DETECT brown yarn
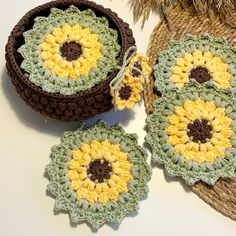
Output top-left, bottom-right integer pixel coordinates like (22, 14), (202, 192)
(87, 159), (112, 183)
(5, 0), (135, 121)
(187, 119), (212, 143)
(60, 41), (82, 61)
(144, 3), (236, 221)
(119, 85), (132, 100)
(132, 62), (142, 77)
(189, 66), (212, 84)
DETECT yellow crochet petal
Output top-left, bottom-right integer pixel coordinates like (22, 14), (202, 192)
(174, 144), (186, 154)
(168, 114), (180, 124)
(169, 74), (182, 83)
(182, 151), (196, 161)
(66, 170), (80, 180)
(183, 53), (194, 63)
(172, 66), (183, 75)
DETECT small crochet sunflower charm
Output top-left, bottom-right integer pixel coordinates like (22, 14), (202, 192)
(146, 82), (236, 185)
(46, 121), (151, 229)
(153, 34), (236, 94)
(18, 5), (120, 95)
(110, 47), (152, 110)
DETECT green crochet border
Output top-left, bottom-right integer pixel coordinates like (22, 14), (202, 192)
(18, 5), (121, 95)
(146, 82), (236, 185)
(153, 34), (236, 94)
(46, 121), (151, 229)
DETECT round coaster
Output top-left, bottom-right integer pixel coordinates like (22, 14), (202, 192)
(18, 5), (121, 95)
(46, 121), (151, 229)
(146, 83), (236, 185)
(142, 2), (236, 221)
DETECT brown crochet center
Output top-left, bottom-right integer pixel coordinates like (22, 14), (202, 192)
(190, 66), (211, 84)
(119, 85), (132, 100)
(187, 119), (212, 143)
(87, 159), (112, 183)
(132, 61), (142, 77)
(5, 0), (135, 121)
(60, 41), (83, 61)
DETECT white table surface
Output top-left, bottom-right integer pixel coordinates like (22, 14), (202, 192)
(1, 0), (236, 235)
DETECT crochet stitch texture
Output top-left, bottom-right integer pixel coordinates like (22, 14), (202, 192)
(46, 121), (151, 228)
(146, 82), (236, 185)
(18, 5), (121, 95)
(153, 34), (236, 94)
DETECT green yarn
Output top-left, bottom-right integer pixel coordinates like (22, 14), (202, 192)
(146, 82), (236, 185)
(18, 5), (121, 95)
(46, 121), (151, 229)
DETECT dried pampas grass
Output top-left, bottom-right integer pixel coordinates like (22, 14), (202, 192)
(129, 0), (236, 27)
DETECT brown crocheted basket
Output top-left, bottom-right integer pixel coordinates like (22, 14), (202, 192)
(5, 0), (135, 121)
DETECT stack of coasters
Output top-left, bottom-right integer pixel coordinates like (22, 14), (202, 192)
(147, 34), (236, 187)
(5, 0), (135, 121)
(46, 121), (151, 229)
(136, 0), (236, 221)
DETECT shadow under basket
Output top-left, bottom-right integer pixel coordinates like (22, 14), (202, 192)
(5, 0), (135, 121)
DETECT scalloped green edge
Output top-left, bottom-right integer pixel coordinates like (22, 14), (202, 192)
(18, 5), (121, 95)
(46, 120), (151, 229)
(153, 33), (236, 95)
(146, 82), (236, 185)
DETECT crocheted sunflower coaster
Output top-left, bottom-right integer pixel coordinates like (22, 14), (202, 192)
(153, 34), (236, 94)
(18, 5), (121, 95)
(46, 121), (151, 229)
(110, 47), (152, 110)
(146, 82), (236, 185)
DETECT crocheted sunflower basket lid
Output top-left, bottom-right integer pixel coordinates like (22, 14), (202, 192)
(18, 5), (121, 95)
(5, 0), (135, 121)
(46, 121), (151, 229)
(146, 82), (236, 185)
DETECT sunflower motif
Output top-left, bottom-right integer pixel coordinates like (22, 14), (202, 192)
(146, 83), (236, 185)
(125, 53), (152, 82)
(67, 140), (133, 205)
(111, 74), (143, 110)
(18, 6), (120, 95)
(38, 23), (102, 79)
(46, 121), (151, 228)
(153, 34), (236, 93)
(110, 52), (152, 110)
